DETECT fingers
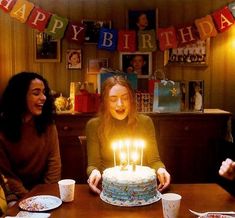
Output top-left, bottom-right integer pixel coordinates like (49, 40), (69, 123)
(88, 170), (101, 194)
(157, 168), (171, 192)
(219, 159), (235, 180)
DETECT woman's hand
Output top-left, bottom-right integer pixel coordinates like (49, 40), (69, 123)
(87, 169), (101, 194)
(219, 158), (235, 180)
(157, 168), (171, 192)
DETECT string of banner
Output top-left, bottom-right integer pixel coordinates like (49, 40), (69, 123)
(1, 0), (235, 52)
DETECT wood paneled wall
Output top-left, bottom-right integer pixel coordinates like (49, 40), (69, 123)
(0, 0), (235, 116)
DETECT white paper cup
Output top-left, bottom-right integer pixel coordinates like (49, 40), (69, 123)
(58, 179), (75, 202)
(161, 193), (182, 218)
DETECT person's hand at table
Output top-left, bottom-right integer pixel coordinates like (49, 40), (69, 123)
(157, 167), (171, 192)
(87, 169), (101, 194)
(219, 158), (235, 180)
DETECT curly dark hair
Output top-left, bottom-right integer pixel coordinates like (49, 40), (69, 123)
(0, 72), (55, 142)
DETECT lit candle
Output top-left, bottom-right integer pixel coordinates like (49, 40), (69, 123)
(140, 140), (145, 166)
(112, 141), (117, 167)
(118, 140), (124, 166)
(125, 139), (131, 166)
(131, 152), (138, 171)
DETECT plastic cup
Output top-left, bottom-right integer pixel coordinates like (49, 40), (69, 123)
(161, 193), (182, 218)
(58, 179), (75, 202)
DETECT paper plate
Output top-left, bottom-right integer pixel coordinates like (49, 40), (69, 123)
(19, 195), (62, 212)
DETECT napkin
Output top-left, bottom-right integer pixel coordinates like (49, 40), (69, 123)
(5, 211), (50, 217)
(199, 215), (234, 218)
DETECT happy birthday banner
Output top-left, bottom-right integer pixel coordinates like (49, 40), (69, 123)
(1, 0), (235, 52)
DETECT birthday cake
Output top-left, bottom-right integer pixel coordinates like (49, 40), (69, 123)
(100, 165), (161, 207)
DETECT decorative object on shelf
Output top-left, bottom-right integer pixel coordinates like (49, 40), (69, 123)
(136, 92), (153, 112)
(188, 80), (204, 112)
(81, 20), (111, 44)
(87, 58), (108, 74)
(119, 52), (152, 79)
(34, 31), (61, 62)
(54, 93), (72, 112)
(66, 49), (82, 70)
(164, 38), (210, 67)
(153, 80), (182, 112)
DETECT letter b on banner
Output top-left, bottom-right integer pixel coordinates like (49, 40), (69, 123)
(98, 28), (117, 51)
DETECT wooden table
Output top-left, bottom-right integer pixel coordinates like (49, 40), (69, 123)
(6, 184), (235, 218)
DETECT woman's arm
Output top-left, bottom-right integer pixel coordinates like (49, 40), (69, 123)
(0, 140), (28, 199)
(86, 119), (102, 176)
(44, 125), (61, 184)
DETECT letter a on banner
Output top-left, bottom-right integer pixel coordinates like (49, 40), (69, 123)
(10, 0), (34, 23)
(98, 28), (117, 51)
(212, 6), (234, 32)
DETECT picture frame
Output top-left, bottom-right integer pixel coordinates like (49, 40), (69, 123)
(87, 58), (108, 74)
(127, 9), (158, 31)
(34, 31), (60, 62)
(81, 20), (112, 44)
(188, 80), (204, 112)
(119, 52), (152, 78)
(164, 38), (210, 66)
(66, 49), (82, 70)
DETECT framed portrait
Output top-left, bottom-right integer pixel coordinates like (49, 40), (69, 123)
(119, 52), (152, 78)
(188, 80), (204, 112)
(87, 58), (108, 74)
(66, 49), (82, 70)
(81, 20), (112, 44)
(34, 31), (60, 62)
(127, 9), (158, 31)
(164, 39), (210, 66)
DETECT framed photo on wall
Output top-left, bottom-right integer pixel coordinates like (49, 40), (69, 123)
(188, 80), (204, 112)
(119, 52), (152, 78)
(164, 39), (210, 66)
(87, 58), (108, 74)
(34, 31), (60, 62)
(81, 20), (112, 43)
(66, 49), (82, 70)
(127, 9), (158, 31)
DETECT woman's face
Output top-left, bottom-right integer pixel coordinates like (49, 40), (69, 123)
(108, 84), (130, 120)
(70, 53), (79, 65)
(25, 78), (46, 121)
(131, 55), (145, 71)
(137, 14), (148, 30)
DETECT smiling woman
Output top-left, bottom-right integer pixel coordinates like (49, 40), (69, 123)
(0, 72), (61, 202)
(85, 75), (171, 195)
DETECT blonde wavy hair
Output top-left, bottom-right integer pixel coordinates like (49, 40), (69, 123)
(98, 76), (137, 141)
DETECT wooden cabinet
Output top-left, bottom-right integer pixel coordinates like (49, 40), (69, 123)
(55, 109), (232, 184)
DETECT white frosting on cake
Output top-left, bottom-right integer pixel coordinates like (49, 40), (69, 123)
(100, 165), (161, 207)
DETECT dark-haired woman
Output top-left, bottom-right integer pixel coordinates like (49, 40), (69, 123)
(0, 72), (61, 201)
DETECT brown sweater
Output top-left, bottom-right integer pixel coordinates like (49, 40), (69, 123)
(0, 120), (61, 199)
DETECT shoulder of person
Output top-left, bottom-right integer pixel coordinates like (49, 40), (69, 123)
(86, 117), (101, 128)
(137, 113), (153, 123)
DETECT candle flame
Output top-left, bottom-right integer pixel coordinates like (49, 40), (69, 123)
(131, 152), (138, 162)
(112, 142), (117, 151)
